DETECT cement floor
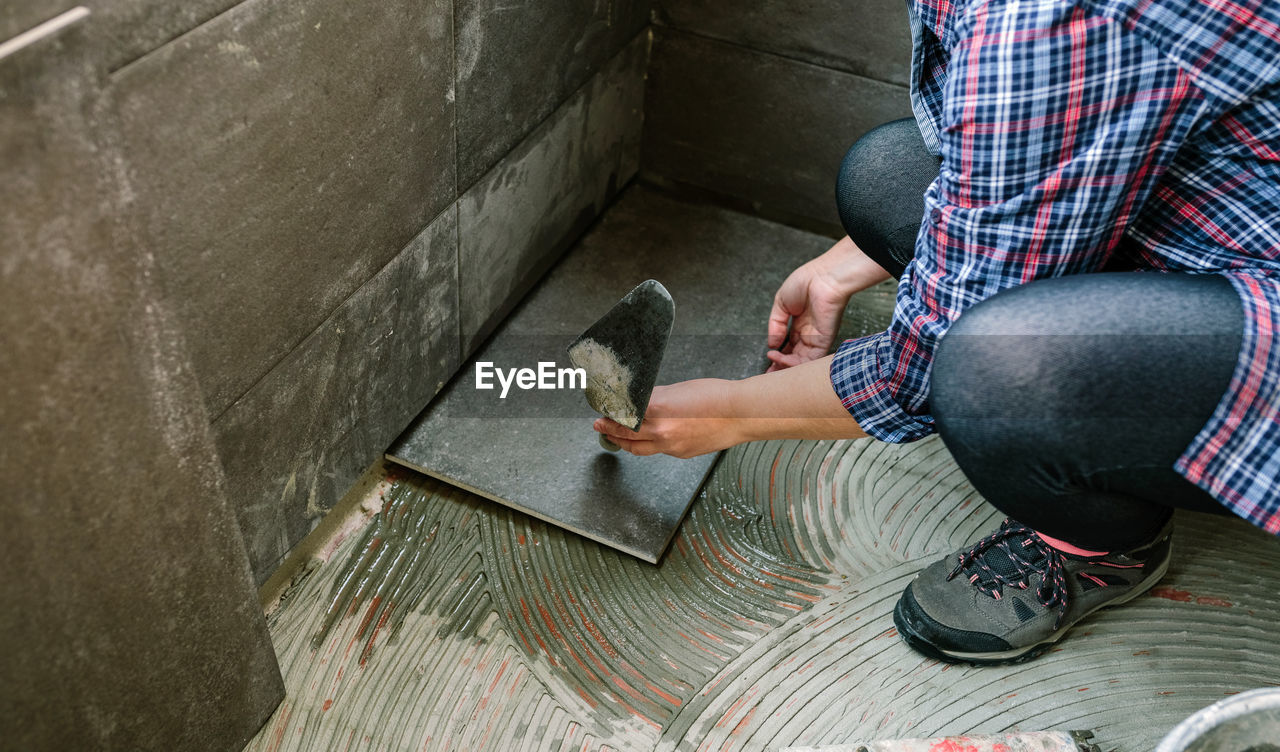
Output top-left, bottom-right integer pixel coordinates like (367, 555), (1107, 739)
(246, 190), (1280, 752)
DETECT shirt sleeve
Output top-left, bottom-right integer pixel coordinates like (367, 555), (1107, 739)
(831, 0), (1206, 442)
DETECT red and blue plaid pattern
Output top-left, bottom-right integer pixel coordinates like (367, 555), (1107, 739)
(832, 0), (1280, 534)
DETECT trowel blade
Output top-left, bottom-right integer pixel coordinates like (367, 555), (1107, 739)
(567, 279), (675, 436)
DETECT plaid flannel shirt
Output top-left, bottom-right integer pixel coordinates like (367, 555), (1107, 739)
(831, 0), (1280, 534)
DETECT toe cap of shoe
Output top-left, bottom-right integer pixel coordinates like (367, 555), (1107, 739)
(895, 584), (1013, 654)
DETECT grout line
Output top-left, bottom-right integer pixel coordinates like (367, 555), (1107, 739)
(638, 26), (654, 167)
(209, 202), (459, 425)
(0, 6), (90, 62)
(450, 0), (460, 203)
(454, 24), (651, 198)
(107, 0), (253, 77)
(451, 0), (464, 367)
(214, 25), (644, 421)
(257, 455), (394, 613)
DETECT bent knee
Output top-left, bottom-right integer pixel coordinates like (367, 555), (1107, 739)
(931, 283), (1075, 426)
(835, 118), (922, 208)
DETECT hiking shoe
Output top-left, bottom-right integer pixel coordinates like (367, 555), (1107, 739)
(893, 517), (1172, 665)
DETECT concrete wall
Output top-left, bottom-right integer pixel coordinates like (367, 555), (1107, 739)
(0, 11), (283, 751)
(6, 1), (905, 595)
(644, 0), (915, 234)
(3, 2), (646, 748)
(98, 0), (647, 582)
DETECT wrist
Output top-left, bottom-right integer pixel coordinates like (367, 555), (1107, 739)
(718, 378), (758, 446)
(816, 236), (892, 295)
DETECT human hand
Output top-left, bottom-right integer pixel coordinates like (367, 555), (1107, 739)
(592, 380), (741, 459)
(590, 358), (868, 458)
(766, 236), (891, 372)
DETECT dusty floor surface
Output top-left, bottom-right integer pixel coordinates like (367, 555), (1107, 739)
(246, 196), (1280, 752)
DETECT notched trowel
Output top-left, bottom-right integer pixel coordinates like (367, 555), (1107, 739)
(568, 279), (675, 451)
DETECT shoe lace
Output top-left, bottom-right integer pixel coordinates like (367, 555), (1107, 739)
(946, 518), (1070, 628)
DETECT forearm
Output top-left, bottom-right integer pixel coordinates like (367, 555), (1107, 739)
(595, 356), (867, 457)
(728, 355), (868, 443)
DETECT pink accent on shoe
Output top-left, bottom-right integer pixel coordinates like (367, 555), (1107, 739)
(1096, 560), (1143, 569)
(1035, 531), (1109, 557)
(1079, 572), (1109, 588)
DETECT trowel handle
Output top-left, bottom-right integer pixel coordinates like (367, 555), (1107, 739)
(599, 433), (622, 452)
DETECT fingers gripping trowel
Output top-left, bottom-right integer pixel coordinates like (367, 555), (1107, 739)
(567, 280), (675, 451)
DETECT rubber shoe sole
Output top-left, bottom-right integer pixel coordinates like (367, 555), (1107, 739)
(892, 550), (1171, 666)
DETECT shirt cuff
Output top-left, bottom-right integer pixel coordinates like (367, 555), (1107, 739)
(829, 333), (934, 443)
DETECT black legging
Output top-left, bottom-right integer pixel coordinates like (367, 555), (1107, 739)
(835, 118), (1242, 551)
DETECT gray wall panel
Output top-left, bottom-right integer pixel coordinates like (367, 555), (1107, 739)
(5, 2), (251, 73)
(458, 33), (647, 355)
(644, 29), (912, 234)
(3, 3), (254, 73)
(111, 0), (456, 418)
(0, 23), (283, 751)
(653, 0), (911, 86)
(455, 0), (649, 189)
(215, 208), (460, 581)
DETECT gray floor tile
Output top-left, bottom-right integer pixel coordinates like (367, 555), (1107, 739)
(389, 186), (835, 561)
